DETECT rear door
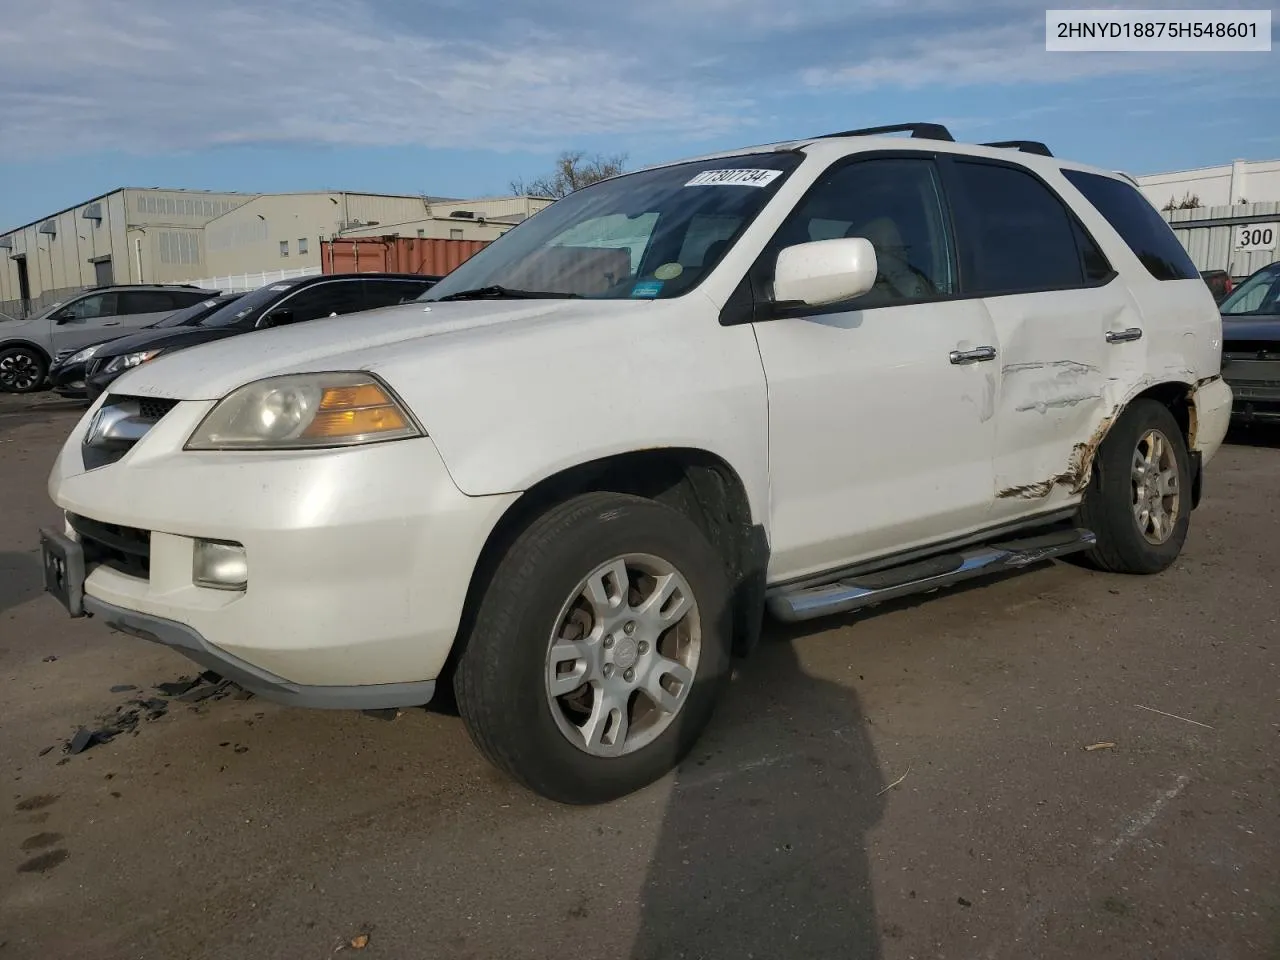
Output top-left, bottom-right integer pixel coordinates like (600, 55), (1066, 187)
(942, 157), (1136, 520)
(118, 290), (182, 330)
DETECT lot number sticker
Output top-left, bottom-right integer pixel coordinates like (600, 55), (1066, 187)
(1234, 223), (1278, 252)
(685, 169), (782, 187)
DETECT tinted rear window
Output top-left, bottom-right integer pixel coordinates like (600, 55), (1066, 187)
(1061, 170), (1198, 281)
(951, 161), (1085, 294)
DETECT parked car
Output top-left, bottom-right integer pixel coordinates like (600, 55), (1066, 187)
(80, 274), (439, 402)
(42, 123), (1232, 804)
(1200, 269), (1235, 303)
(1220, 260), (1280, 423)
(48, 293), (246, 400)
(0, 285), (217, 393)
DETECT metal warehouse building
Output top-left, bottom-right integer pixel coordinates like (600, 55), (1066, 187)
(1137, 158), (1280, 279)
(0, 188), (254, 318)
(2, 190), (552, 318)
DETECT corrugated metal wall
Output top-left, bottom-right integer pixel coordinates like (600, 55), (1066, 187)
(320, 237), (489, 276)
(344, 194), (432, 229)
(1164, 201), (1280, 278)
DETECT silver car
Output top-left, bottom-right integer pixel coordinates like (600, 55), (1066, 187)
(0, 284), (217, 393)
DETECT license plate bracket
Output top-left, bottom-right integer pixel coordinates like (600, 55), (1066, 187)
(40, 527), (86, 618)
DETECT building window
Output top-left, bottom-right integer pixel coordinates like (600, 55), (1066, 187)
(298, 237), (309, 255)
(417, 229), (426, 238)
(280, 240), (290, 257)
(450, 228), (464, 240)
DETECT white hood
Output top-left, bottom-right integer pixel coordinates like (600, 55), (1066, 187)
(107, 298), (646, 400)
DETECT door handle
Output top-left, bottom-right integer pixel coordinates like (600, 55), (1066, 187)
(1105, 327), (1143, 344)
(949, 345), (997, 364)
(101, 321), (121, 326)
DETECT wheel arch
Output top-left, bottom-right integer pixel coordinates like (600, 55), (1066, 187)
(445, 448), (770, 694)
(1104, 378), (1202, 508)
(0, 338), (51, 364)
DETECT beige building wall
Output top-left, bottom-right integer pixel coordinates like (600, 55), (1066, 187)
(1, 188), (253, 312)
(204, 193), (431, 274)
(338, 196), (555, 243)
(1136, 159), (1280, 210)
(428, 196), (554, 222)
(340, 217), (513, 242)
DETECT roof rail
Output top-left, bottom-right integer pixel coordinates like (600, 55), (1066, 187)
(982, 140), (1053, 157)
(816, 122), (955, 143)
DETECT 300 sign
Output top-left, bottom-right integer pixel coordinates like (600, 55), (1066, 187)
(1234, 223), (1278, 252)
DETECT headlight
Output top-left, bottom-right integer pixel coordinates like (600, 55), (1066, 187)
(185, 372), (421, 450)
(103, 349), (164, 374)
(64, 344), (102, 366)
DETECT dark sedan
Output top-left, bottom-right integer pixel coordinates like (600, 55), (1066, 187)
(83, 273), (439, 402)
(48, 293), (244, 399)
(1220, 261), (1280, 423)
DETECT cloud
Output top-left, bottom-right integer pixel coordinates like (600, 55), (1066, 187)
(0, 0), (1271, 157)
(801, 18), (1248, 90)
(0, 0), (754, 155)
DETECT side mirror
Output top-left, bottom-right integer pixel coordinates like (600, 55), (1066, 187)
(773, 237), (878, 307)
(261, 308), (294, 328)
(52, 309), (73, 324)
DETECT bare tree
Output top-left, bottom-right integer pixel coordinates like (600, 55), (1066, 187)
(510, 151), (629, 199)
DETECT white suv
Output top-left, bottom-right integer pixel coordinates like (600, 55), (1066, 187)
(42, 124), (1231, 803)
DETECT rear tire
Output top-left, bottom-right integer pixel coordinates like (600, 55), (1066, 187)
(1078, 399), (1190, 574)
(0, 346), (48, 394)
(453, 492), (732, 804)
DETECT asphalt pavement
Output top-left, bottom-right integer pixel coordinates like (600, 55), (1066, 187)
(0, 392), (1276, 960)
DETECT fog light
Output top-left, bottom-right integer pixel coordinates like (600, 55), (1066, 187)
(193, 539), (248, 591)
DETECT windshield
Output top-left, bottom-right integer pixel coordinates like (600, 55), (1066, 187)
(199, 281), (302, 327)
(1221, 265), (1280, 316)
(152, 294), (242, 328)
(421, 153), (803, 302)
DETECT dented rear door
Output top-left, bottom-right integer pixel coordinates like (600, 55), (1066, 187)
(940, 155), (1136, 521)
(986, 282), (1140, 519)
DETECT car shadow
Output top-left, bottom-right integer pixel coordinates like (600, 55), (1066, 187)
(629, 631), (887, 960)
(1225, 422), (1280, 449)
(0, 550), (44, 616)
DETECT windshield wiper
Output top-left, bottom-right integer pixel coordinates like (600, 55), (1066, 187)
(433, 285), (582, 302)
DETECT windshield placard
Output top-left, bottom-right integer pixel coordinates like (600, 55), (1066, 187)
(684, 169), (783, 188)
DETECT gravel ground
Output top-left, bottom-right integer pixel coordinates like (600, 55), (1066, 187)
(0, 393), (1277, 960)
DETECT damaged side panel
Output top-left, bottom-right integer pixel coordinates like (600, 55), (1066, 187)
(986, 284), (1136, 517)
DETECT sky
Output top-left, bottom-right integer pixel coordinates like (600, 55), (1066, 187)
(0, 0), (1276, 231)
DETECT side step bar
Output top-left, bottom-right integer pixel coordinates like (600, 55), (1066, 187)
(767, 528), (1096, 623)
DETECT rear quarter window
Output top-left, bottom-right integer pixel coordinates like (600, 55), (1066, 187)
(1061, 170), (1198, 281)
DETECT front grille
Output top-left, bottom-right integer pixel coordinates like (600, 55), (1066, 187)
(69, 514), (151, 579)
(81, 394), (180, 470)
(135, 396), (179, 420)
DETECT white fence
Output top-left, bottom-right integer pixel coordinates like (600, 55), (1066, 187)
(175, 266), (321, 292)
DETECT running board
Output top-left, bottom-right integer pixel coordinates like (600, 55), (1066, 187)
(767, 527), (1097, 623)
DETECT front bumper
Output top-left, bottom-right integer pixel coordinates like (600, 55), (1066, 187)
(47, 398), (517, 702)
(1222, 367), (1280, 422)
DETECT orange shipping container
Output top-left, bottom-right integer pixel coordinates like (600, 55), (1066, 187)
(321, 236), (489, 277)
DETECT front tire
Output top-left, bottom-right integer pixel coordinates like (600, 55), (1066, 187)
(1078, 399), (1191, 574)
(453, 492), (732, 804)
(0, 346), (48, 393)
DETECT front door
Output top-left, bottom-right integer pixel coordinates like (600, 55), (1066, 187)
(750, 155), (999, 582)
(49, 292), (123, 353)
